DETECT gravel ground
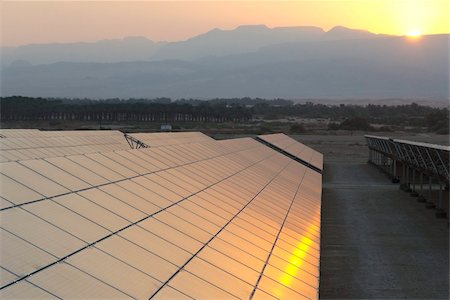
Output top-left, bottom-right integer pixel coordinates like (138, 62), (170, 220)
(319, 161), (449, 299)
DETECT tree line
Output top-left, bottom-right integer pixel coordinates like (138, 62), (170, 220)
(0, 97), (252, 123)
(1, 96), (448, 133)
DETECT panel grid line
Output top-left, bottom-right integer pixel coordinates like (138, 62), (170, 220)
(148, 156), (297, 299)
(249, 168), (308, 299)
(0, 150), (278, 291)
(0, 143), (265, 211)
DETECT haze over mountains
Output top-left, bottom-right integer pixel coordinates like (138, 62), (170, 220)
(1, 25), (448, 100)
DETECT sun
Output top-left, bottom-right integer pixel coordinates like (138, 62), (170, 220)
(406, 30), (422, 38)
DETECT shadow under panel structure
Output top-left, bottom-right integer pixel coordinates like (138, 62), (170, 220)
(0, 131), (322, 299)
(365, 135), (449, 217)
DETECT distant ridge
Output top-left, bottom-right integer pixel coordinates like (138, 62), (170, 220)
(2, 25), (385, 65)
(1, 25), (448, 100)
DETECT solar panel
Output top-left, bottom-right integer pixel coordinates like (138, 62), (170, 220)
(257, 133), (324, 172)
(365, 135), (450, 182)
(0, 130), (130, 162)
(0, 133), (322, 299)
(0, 129), (41, 138)
(126, 132), (213, 148)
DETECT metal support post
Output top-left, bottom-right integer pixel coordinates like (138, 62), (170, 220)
(411, 169), (418, 196)
(436, 181), (446, 218)
(417, 173), (425, 202)
(426, 176), (436, 209)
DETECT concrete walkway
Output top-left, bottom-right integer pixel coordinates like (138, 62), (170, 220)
(319, 163), (449, 299)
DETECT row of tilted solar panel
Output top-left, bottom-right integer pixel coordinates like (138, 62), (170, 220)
(0, 129), (41, 138)
(0, 129), (132, 138)
(0, 136), (127, 150)
(0, 130), (131, 162)
(0, 138), (321, 299)
(128, 132), (213, 147)
(258, 134), (323, 171)
(0, 138), (257, 208)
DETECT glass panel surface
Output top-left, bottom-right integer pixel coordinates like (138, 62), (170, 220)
(67, 155), (123, 182)
(189, 194), (235, 219)
(24, 200), (109, 243)
(45, 156), (108, 186)
(101, 152), (148, 174)
(0, 268), (17, 288)
(179, 200), (227, 227)
(0, 173), (44, 205)
(215, 230), (268, 261)
(0, 162), (69, 198)
(80, 188), (146, 222)
(224, 223), (273, 252)
(119, 180), (173, 209)
(19, 159), (90, 191)
(157, 171), (201, 193)
(95, 235), (178, 282)
(29, 263), (131, 299)
(257, 274), (314, 300)
(99, 184), (160, 215)
(0, 281), (58, 299)
(118, 225), (191, 266)
(267, 254), (319, 286)
(136, 150), (170, 169)
(251, 288), (279, 300)
(154, 211), (212, 243)
(67, 247), (161, 299)
(207, 238), (265, 272)
(56, 193), (130, 232)
(116, 151), (158, 173)
(0, 197), (13, 209)
(184, 257), (253, 299)
(134, 176), (183, 202)
(0, 228), (55, 281)
(139, 218), (203, 254)
(148, 174), (191, 198)
(168, 270), (238, 300)
(197, 246), (260, 285)
(84, 153), (137, 178)
(167, 205), (220, 235)
(151, 286), (193, 300)
(1, 208), (86, 258)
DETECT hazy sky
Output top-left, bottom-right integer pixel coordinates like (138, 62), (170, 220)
(1, 1), (449, 47)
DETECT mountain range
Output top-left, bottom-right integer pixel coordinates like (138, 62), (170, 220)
(1, 25), (448, 100)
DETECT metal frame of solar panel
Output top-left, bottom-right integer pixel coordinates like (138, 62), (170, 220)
(0, 131), (322, 299)
(365, 135), (449, 216)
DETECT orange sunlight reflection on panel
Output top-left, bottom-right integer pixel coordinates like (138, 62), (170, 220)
(272, 209), (321, 299)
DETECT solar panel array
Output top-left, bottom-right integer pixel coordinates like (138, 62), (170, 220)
(257, 134), (324, 172)
(0, 130), (130, 162)
(0, 129), (41, 138)
(365, 135), (450, 182)
(0, 131), (322, 299)
(127, 132), (213, 147)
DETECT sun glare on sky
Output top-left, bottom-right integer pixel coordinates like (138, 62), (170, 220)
(407, 30), (422, 37)
(1, 0), (449, 47)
